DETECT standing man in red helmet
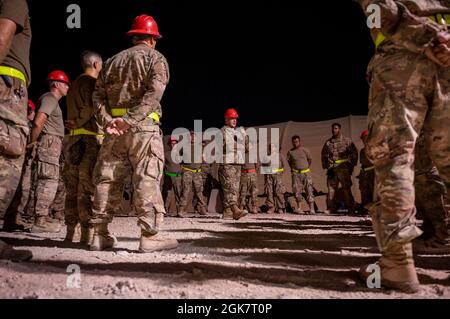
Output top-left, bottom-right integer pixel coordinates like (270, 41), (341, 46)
(91, 15), (178, 252)
(29, 70), (70, 233)
(219, 108), (248, 220)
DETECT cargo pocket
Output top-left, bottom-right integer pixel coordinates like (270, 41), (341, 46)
(37, 161), (59, 180)
(145, 134), (164, 181)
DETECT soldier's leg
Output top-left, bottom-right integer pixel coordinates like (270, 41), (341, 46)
(193, 173), (207, 214)
(179, 171), (193, 215)
(303, 173), (315, 213)
(249, 173), (258, 214)
(0, 150), (25, 216)
(51, 171), (66, 222)
(63, 142), (80, 241)
(17, 159), (33, 218)
(264, 175), (275, 213)
(238, 174), (249, 210)
(173, 176), (183, 214)
(274, 174), (285, 212)
(326, 174), (338, 213)
(292, 174), (303, 214)
(339, 169), (355, 214)
(162, 174), (172, 212)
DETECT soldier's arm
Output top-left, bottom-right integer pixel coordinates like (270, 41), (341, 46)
(349, 142), (359, 167)
(321, 143), (329, 170)
(74, 80), (96, 128)
(0, 18), (16, 63)
(122, 55), (170, 127)
(306, 149), (312, 167)
(30, 113), (48, 144)
(92, 70), (113, 129)
(358, 0), (444, 53)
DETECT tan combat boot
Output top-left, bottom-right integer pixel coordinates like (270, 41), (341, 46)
(90, 224), (117, 251)
(80, 225), (94, 246)
(0, 240), (32, 262)
(231, 205), (247, 220)
(139, 231), (179, 253)
(222, 208), (234, 220)
(360, 242), (420, 293)
(31, 216), (62, 233)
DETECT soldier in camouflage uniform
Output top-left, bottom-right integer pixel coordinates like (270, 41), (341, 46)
(29, 71), (69, 234)
(357, 130), (375, 212)
(287, 135), (315, 214)
(321, 123), (358, 214)
(90, 15), (178, 252)
(50, 152), (66, 222)
(63, 51), (103, 245)
(219, 108), (248, 220)
(179, 131), (208, 216)
(162, 136), (183, 216)
(239, 143), (259, 214)
(0, 0), (33, 261)
(414, 133), (450, 253)
(358, 0), (450, 293)
(262, 144), (286, 214)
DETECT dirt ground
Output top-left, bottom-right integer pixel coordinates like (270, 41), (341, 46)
(1, 213), (450, 299)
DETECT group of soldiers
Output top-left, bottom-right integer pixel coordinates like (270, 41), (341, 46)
(1, 0), (450, 294)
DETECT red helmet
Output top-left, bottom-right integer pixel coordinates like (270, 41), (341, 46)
(127, 15), (162, 39)
(168, 136), (178, 143)
(47, 70), (70, 85)
(224, 108), (239, 119)
(361, 129), (369, 139)
(27, 99), (35, 111)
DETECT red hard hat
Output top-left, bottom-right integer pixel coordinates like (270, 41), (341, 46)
(168, 136), (178, 143)
(27, 99), (35, 111)
(127, 15), (162, 39)
(47, 70), (70, 85)
(224, 108), (239, 119)
(361, 129), (369, 138)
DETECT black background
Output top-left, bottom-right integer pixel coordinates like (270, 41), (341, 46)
(28, 0), (374, 133)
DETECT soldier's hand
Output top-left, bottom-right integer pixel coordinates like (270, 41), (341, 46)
(106, 118), (130, 136)
(433, 44), (450, 67)
(425, 46), (450, 68)
(26, 142), (37, 160)
(65, 120), (77, 130)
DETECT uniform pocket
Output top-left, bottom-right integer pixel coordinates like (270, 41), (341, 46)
(146, 133), (164, 180)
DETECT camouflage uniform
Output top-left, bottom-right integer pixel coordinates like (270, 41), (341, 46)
(357, 147), (375, 207)
(262, 153), (286, 212)
(415, 133), (450, 245)
(50, 153), (66, 220)
(200, 162), (213, 208)
(162, 148), (182, 215)
(287, 147), (314, 211)
(239, 152), (258, 212)
(321, 135), (358, 213)
(92, 44), (170, 240)
(358, 0), (450, 292)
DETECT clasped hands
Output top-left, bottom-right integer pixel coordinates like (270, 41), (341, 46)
(106, 118), (131, 136)
(425, 31), (450, 68)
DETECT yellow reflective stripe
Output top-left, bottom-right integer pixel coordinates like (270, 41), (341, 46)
(363, 166), (375, 172)
(292, 168), (311, 174)
(0, 66), (26, 83)
(274, 168), (284, 173)
(110, 108), (160, 123)
(334, 159), (349, 165)
(181, 166), (202, 173)
(69, 128), (102, 136)
(375, 15), (450, 48)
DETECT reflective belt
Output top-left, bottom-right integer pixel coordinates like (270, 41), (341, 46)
(375, 14), (450, 48)
(111, 108), (160, 124)
(0, 66), (27, 84)
(334, 159), (349, 165)
(363, 166), (375, 172)
(181, 166), (202, 173)
(164, 171), (182, 177)
(273, 168), (284, 174)
(69, 128), (103, 136)
(242, 169), (257, 174)
(292, 168), (311, 174)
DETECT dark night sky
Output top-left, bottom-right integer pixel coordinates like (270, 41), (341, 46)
(28, 0), (374, 133)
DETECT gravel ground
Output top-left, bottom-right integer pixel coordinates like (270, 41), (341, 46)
(1, 213), (449, 299)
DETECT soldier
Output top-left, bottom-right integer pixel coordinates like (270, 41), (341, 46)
(90, 15), (178, 252)
(162, 136), (183, 217)
(239, 142), (259, 214)
(321, 123), (358, 215)
(287, 135), (314, 214)
(63, 51), (103, 245)
(218, 108), (248, 220)
(357, 130), (374, 213)
(50, 152), (66, 223)
(0, 0), (33, 261)
(29, 70), (69, 234)
(262, 143), (286, 214)
(358, 0), (450, 293)
(414, 133), (450, 253)
(199, 138), (214, 211)
(179, 131), (208, 217)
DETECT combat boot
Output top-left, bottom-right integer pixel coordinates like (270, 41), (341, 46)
(414, 236), (450, 254)
(80, 225), (94, 246)
(222, 208), (234, 220)
(31, 216), (62, 233)
(90, 224), (117, 251)
(309, 202), (316, 214)
(177, 207), (188, 218)
(266, 207), (275, 214)
(0, 240), (32, 262)
(292, 207), (304, 215)
(276, 209), (284, 214)
(139, 231), (179, 253)
(231, 205), (247, 220)
(359, 242), (420, 294)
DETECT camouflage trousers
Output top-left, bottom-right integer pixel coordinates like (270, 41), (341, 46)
(162, 174), (182, 214)
(218, 164), (242, 210)
(63, 136), (100, 227)
(292, 172), (314, 205)
(358, 170), (374, 207)
(239, 172), (258, 211)
(180, 170), (206, 210)
(367, 49), (450, 251)
(326, 168), (355, 212)
(264, 173), (285, 210)
(92, 125), (165, 232)
(34, 134), (63, 218)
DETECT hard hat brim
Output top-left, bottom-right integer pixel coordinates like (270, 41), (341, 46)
(127, 30), (162, 39)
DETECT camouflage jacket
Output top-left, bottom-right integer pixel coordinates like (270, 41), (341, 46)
(358, 0), (449, 53)
(321, 135), (358, 170)
(93, 44), (170, 128)
(221, 126), (248, 164)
